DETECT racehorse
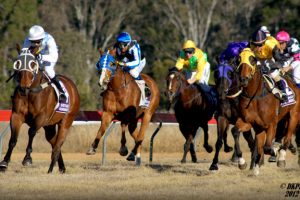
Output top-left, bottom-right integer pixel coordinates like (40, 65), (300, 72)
(86, 49), (160, 165)
(236, 48), (300, 175)
(166, 67), (216, 163)
(209, 62), (255, 171)
(0, 48), (80, 173)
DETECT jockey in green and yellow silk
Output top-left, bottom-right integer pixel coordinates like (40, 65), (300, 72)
(175, 40), (210, 85)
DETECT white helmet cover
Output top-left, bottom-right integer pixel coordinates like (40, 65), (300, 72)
(28, 25), (45, 41)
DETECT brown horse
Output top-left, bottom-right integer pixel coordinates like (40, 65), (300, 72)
(236, 49), (300, 175)
(166, 67), (216, 163)
(0, 48), (80, 173)
(86, 49), (160, 165)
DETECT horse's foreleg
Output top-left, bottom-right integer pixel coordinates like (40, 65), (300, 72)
(209, 116), (228, 171)
(253, 132), (265, 176)
(57, 152), (65, 173)
(119, 123), (128, 156)
(0, 114), (23, 171)
(223, 129), (233, 153)
(22, 127), (37, 166)
(181, 135), (193, 164)
(127, 121), (138, 162)
(86, 112), (113, 155)
(202, 123), (213, 153)
(130, 114), (152, 166)
(231, 126), (248, 170)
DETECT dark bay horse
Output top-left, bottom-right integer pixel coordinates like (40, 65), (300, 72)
(86, 50), (160, 165)
(166, 68), (216, 163)
(209, 63), (255, 171)
(236, 48), (300, 175)
(0, 49), (80, 173)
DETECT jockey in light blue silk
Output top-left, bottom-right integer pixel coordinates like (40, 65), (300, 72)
(113, 32), (148, 107)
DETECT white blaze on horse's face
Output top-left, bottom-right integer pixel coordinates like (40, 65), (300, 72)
(168, 74), (175, 90)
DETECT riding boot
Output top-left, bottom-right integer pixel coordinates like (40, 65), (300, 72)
(51, 76), (67, 102)
(135, 79), (148, 107)
(275, 79), (288, 101)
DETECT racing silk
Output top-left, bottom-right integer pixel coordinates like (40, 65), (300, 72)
(115, 40), (143, 69)
(22, 32), (58, 63)
(287, 38), (300, 61)
(219, 41), (248, 64)
(252, 36), (280, 60)
(175, 48), (207, 81)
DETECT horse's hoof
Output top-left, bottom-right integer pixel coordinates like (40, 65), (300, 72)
(119, 146), (128, 156)
(209, 164), (218, 171)
(238, 162), (247, 170)
(277, 160), (286, 168)
(59, 168), (66, 174)
(231, 155), (239, 163)
(22, 158), (33, 166)
(0, 161), (8, 172)
(126, 153), (135, 161)
(86, 148), (96, 155)
(191, 157), (197, 163)
(224, 145), (233, 153)
(288, 145), (297, 155)
(268, 156), (277, 162)
(136, 157), (141, 166)
(204, 144), (213, 153)
(181, 159), (186, 164)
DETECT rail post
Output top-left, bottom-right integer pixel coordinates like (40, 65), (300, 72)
(149, 121), (162, 163)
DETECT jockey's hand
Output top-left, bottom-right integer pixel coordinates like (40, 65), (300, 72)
(116, 61), (125, 66)
(187, 77), (196, 85)
(36, 54), (42, 61)
(280, 66), (292, 75)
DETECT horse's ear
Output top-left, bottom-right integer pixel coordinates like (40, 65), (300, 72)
(16, 43), (21, 54)
(98, 48), (104, 56)
(215, 55), (220, 64)
(168, 67), (178, 73)
(249, 56), (257, 66)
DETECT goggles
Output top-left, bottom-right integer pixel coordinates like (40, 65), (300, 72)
(119, 42), (129, 49)
(30, 39), (42, 45)
(252, 41), (265, 47)
(184, 48), (195, 55)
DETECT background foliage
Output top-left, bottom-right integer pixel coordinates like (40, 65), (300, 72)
(0, 0), (299, 110)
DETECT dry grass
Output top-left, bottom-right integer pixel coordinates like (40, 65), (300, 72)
(0, 123), (299, 200)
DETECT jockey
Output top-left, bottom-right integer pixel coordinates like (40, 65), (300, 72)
(113, 32), (148, 107)
(22, 25), (66, 102)
(276, 31), (300, 88)
(219, 41), (248, 66)
(250, 29), (293, 103)
(175, 40), (211, 85)
(260, 25), (271, 37)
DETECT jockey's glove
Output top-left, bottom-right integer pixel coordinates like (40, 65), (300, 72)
(117, 61), (125, 66)
(36, 54), (42, 61)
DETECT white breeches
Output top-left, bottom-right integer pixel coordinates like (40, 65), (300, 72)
(290, 60), (300, 84)
(186, 62), (211, 85)
(44, 61), (56, 79)
(129, 58), (146, 78)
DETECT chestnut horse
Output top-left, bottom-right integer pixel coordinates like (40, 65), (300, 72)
(209, 62), (255, 171)
(236, 48), (300, 175)
(0, 49), (80, 173)
(86, 50), (159, 165)
(166, 67), (216, 163)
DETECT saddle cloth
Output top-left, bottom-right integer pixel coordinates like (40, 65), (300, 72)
(51, 82), (70, 113)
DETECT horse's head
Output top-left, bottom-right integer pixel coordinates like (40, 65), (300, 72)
(214, 62), (242, 99)
(96, 49), (116, 91)
(13, 49), (40, 88)
(237, 48), (257, 87)
(166, 67), (186, 105)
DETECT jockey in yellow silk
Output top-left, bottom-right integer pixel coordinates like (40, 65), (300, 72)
(175, 40), (210, 85)
(250, 29), (294, 103)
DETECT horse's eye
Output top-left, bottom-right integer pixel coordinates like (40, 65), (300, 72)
(228, 71), (233, 78)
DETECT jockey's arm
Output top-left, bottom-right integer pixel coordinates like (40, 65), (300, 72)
(194, 56), (206, 81)
(41, 39), (58, 63)
(175, 57), (184, 70)
(123, 46), (141, 69)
